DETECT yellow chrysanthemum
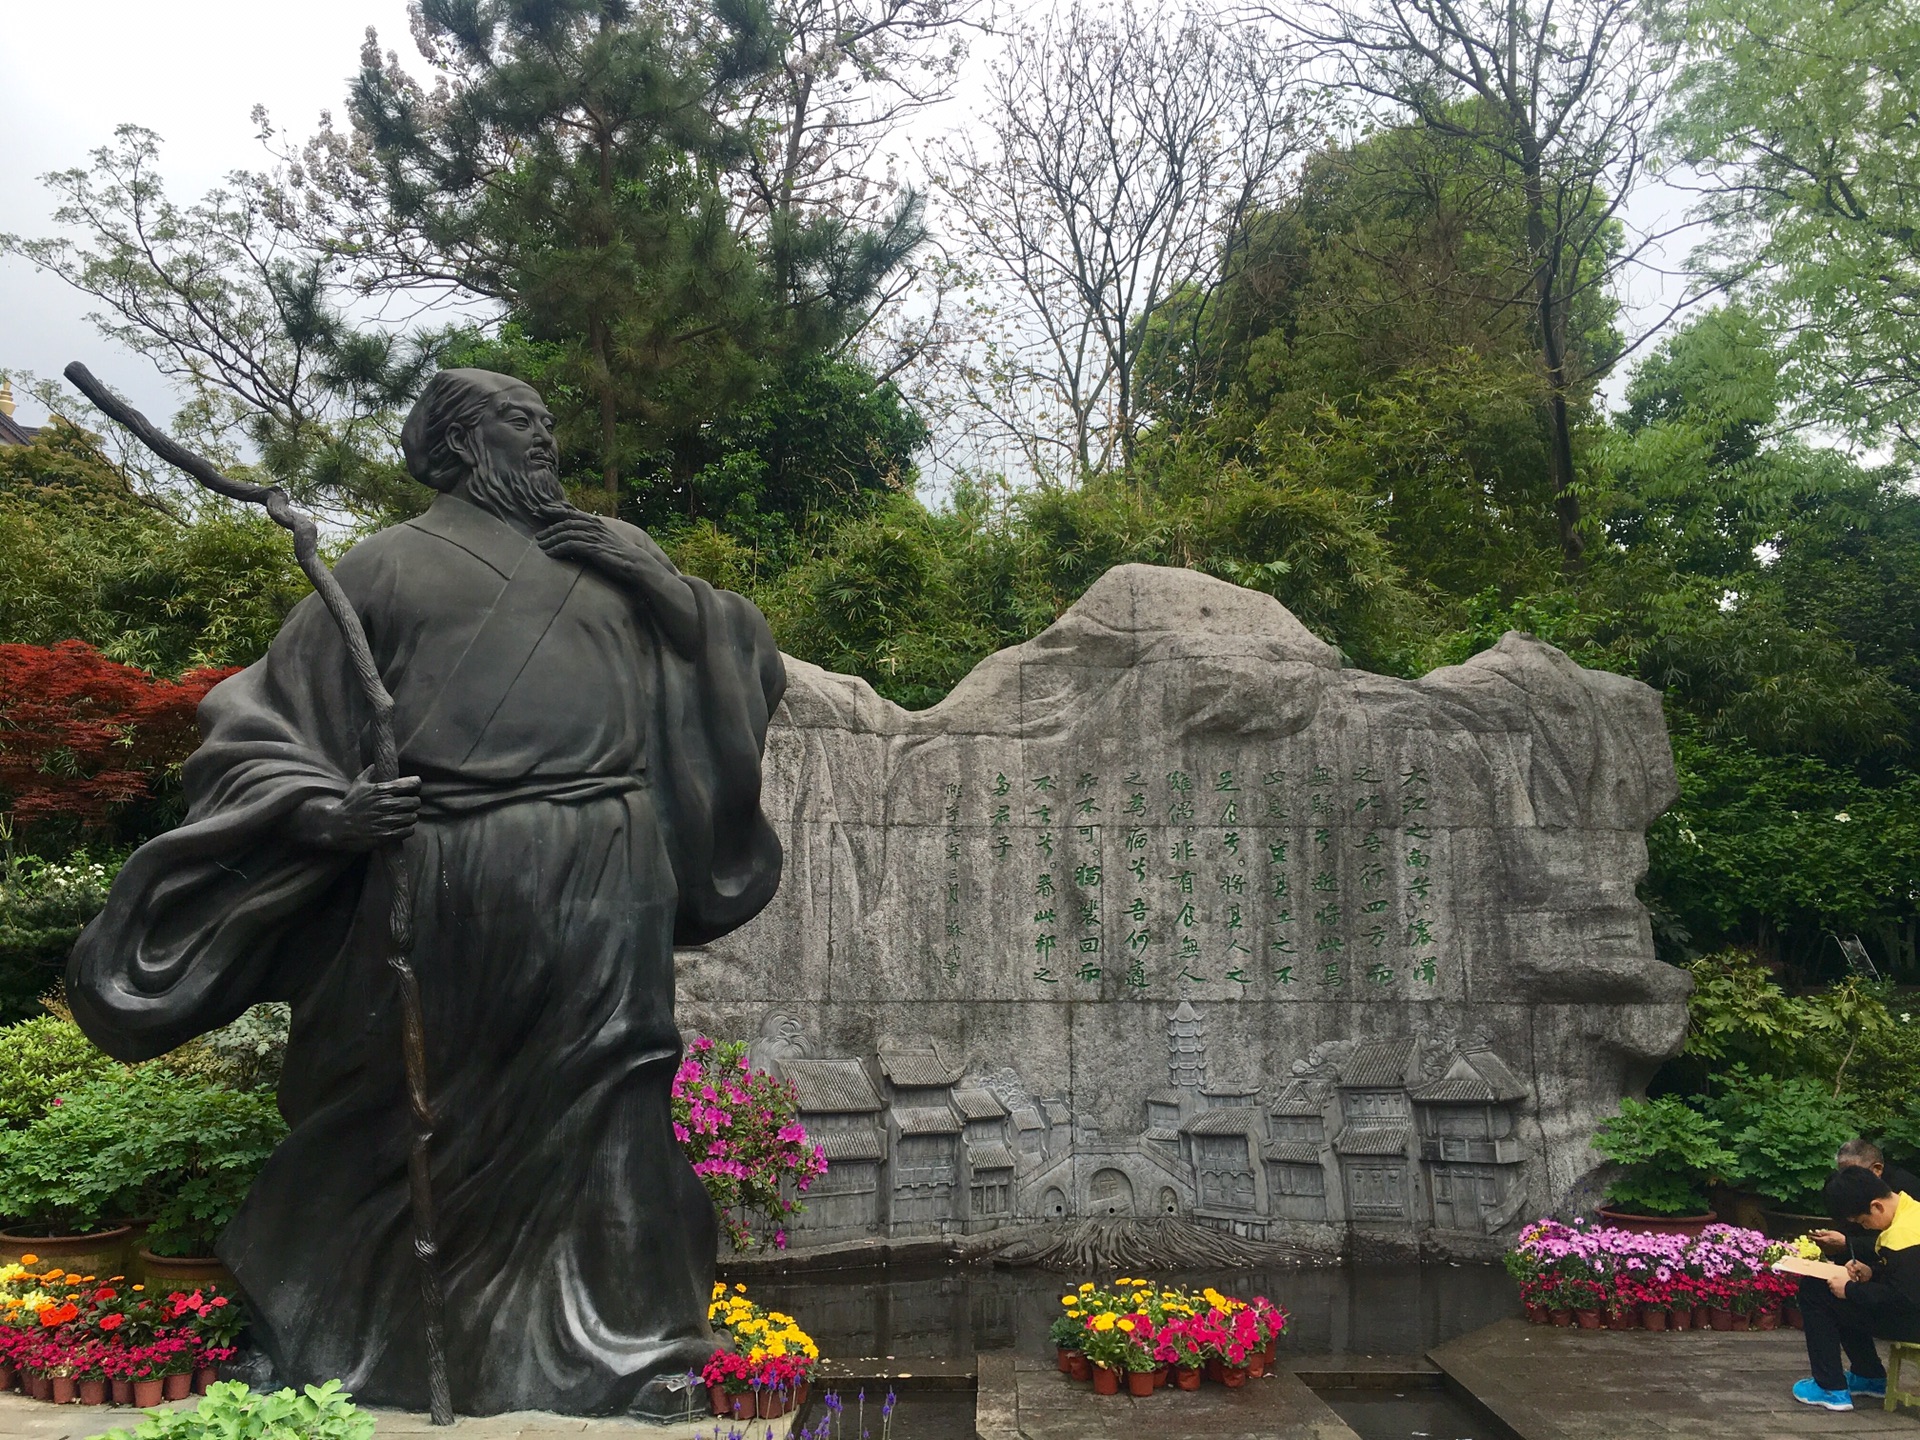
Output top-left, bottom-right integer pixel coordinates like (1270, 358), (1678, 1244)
(1078, 1282), (1095, 1292)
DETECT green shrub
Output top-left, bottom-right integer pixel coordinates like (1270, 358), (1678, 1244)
(1710, 1069), (1860, 1211)
(154, 1004), (290, 1092)
(1592, 1096), (1735, 1216)
(88, 1380), (372, 1440)
(0, 1013), (118, 1130)
(0, 1069), (285, 1249)
(0, 853), (119, 1024)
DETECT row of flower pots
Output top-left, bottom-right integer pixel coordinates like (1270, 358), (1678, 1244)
(0, 1228), (233, 1290)
(1523, 1301), (1801, 1331)
(706, 1381), (809, 1420)
(1057, 1341), (1281, 1396)
(0, 1363), (219, 1406)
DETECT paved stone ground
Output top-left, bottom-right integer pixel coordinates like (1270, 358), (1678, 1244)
(974, 1351), (1362, 1440)
(0, 1392), (794, 1440)
(1431, 1319), (1920, 1438)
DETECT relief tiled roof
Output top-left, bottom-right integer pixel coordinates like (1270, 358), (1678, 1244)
(815, 1128), (887, 1162)
(1181, 1106), (1264, 1136)
(966, 1141), (1017, 1171)
(1410, 1049), (1527, 1104)
(1262, 1141), (1326, 1165)
(782, 1059), (883, 1113)
(953, 1086), (1008, 1120)
(893, 1105), (963, 1135)
(1269, 1080), (1324, 1117)
(1337, 1039), (1416, 1090)
(1334, 1124), (1413, 1156)
(879, 1046), (964, 1087)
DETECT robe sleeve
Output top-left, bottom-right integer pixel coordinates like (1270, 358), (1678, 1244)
(67, 586), (377, 1062)
(644, 562), (787, 946)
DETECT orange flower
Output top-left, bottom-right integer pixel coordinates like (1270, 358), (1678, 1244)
(37, 1301), (78, 1327)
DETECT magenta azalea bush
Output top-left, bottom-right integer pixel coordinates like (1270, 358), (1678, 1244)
(1506, 1217), (1795, 1315)
(671, 1036), (826, 1251)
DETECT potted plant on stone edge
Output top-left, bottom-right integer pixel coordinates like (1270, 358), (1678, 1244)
(1592, 1096), (1734, 1237)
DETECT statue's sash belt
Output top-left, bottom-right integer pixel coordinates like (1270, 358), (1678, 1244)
(394, 507), (585, 771)
(417, 773), (645, 819)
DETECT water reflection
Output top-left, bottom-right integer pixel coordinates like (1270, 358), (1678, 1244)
(745, 1261), (1516, 1362)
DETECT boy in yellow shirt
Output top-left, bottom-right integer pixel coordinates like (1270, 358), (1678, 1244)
(1793, 1166), (1920, 1411)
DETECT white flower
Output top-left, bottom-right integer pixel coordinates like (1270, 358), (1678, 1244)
(1834, 811), (1852, 823)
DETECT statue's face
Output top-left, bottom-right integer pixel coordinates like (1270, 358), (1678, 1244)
(462, 384), (556, 479)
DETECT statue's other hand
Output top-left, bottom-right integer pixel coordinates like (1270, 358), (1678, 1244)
(535, 516), (661, 585)
(289, 766), (421, 851)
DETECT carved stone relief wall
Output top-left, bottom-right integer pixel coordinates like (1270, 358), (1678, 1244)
(678, 564), (1690, 1258)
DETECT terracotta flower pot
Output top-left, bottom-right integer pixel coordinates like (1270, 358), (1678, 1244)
(727, 1392), (754, 1422)
(1525, 1304), (1548, 1325)
(1641, 1306), (1668, 1331)
(1219, 1365), (1249, 1389)
(1548, 1309), (1573, 1327)
(1595, 1208), (1718, 1238)
(0, 1364), (13, 1392)
(1607, 1309), (1637, 1331)
(1151, 1365), (1167, 1389)
(1669, 1305), (1692, 1331)
(1263, 1339), (1277, 1366)
(1056, 1347), (1073, 1373)
(1756, 1305), (1780, 1331)
(1707, 1308), (1733, 1331)
(1692, 1304), (1711, 1329)
(1092, 1365), (1121, 1396)
(1729, 1312), (1751, 1331)
(1205, 1357), (1224, 1382)
(1248, 1351), (1267, 1378)
(1126, 1370), (1155, 1397)
(28, 1373), (52, 1401)
(163, 1373), (191, 1401)
(79, 1380), (106, 1406)
(138, 1248), (235, 1291)
(1574, 1309), (1602, 1329)
(52, 1377), (77, 1405)
(111, 1379), (133, 1405)
(708, 1383), (728, 1416)
(756, 1390), (788, 1419)
(1785, 1303), (1804, 1331)
(1175, 1366), (1202, 1391)
(0, 1224), (135, 1277)
(133, 1378), (164, 1408)
(1067, 1352), (1091, 1382)
(194, 1368), (217, 1395)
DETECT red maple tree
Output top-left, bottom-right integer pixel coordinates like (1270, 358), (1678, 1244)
(0, 642), (236, 835)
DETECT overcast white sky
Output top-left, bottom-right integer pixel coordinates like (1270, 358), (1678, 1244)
(1, 0), (1693, 439)
(0, 0), (416, 428)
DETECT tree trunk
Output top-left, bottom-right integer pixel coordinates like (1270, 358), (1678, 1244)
(592, 315), (619, 514)
(1520, 152), (1584, 573)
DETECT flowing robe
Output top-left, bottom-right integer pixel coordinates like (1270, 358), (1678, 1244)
(68, 493), (785, 1415)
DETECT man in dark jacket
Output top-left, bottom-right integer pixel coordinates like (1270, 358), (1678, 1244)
(1809, 1140), (1920, 1265)
(1793, 1166), (1920, 1411)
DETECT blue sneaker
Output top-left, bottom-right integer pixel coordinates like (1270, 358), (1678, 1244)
(1793, 1378), (1854, 1411)
(1848, 1371), (1888, 1397)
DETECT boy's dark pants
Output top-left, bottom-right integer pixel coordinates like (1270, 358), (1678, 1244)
(1799, 1277), (1920, 1391)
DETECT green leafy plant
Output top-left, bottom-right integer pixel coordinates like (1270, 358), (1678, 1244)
(1709, 1068), (1860, 1212)
(1592, 1096), (1735, 1217)
(0, 1068), (285, 1248)
(1048, 1313), (1085, 1351)
(0, 1012), (118, 1130)
(87, 1380), (372, 1440)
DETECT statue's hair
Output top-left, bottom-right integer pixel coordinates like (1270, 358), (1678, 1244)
(1838, 1137), (1886, 1168)
(401, 369), (529, 491)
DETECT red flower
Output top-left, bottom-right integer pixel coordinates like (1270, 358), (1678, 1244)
(100, 1314), (125, 1332)
(93, 1288), (117, 1302)
(211, 1297), (228, 1308)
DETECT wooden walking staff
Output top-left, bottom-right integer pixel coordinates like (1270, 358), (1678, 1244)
(63, 362), (457, 1427)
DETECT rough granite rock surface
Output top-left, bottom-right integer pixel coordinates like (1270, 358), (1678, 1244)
(678, 563), (1689, 1258)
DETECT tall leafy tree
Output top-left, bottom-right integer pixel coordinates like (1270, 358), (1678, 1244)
(1284, 0), (1682, 569)
(1666, 0), (1920, 450)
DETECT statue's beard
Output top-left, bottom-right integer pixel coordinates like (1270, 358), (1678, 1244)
(463, 449), (569, 526)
